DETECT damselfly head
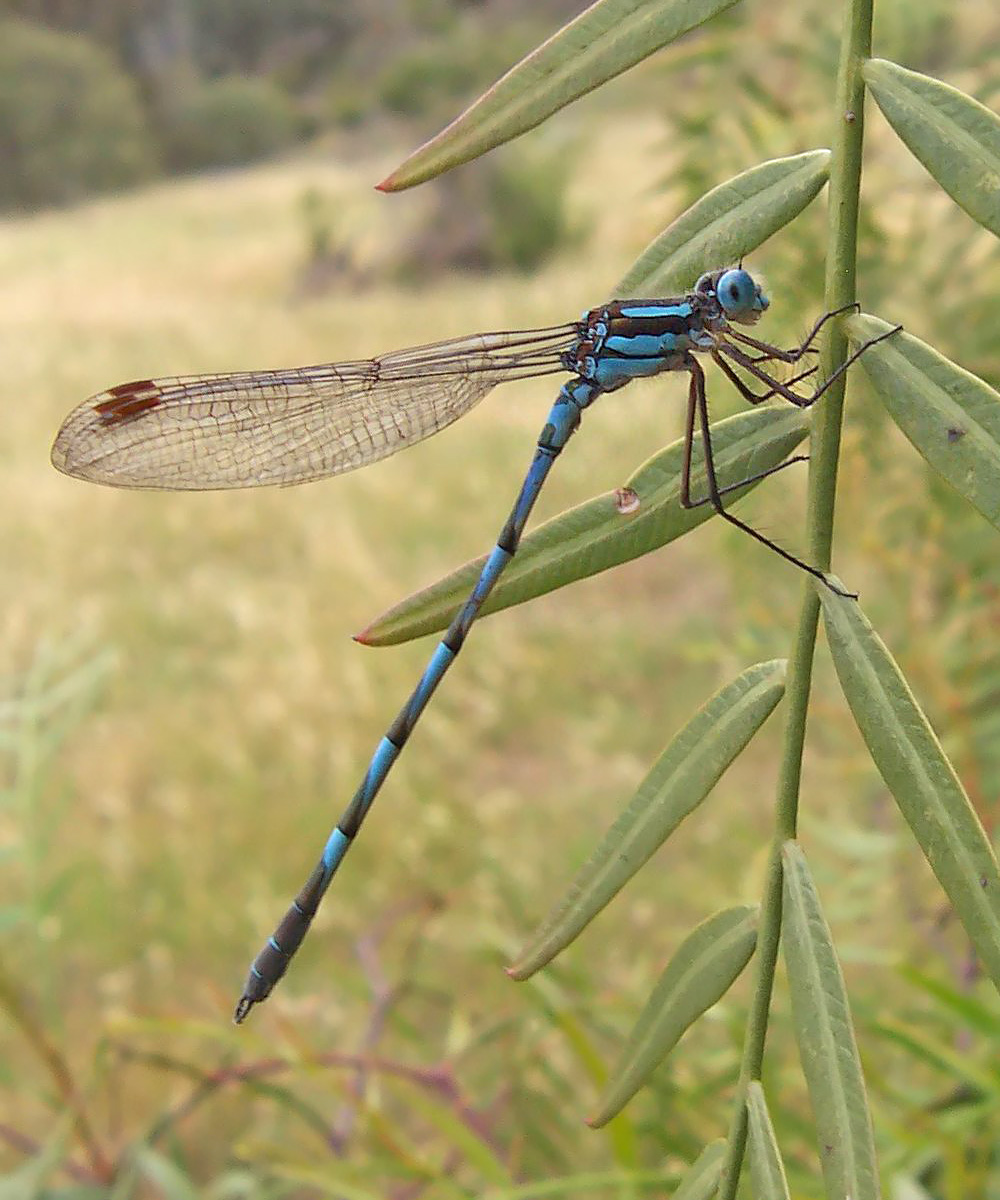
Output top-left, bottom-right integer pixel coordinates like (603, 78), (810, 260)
(694, 267), (769, 325)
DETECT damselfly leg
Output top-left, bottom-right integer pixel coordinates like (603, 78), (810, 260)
(715, 311), (899, 409)
(726, 301), (861, 366)
(680, 315), (902, 597)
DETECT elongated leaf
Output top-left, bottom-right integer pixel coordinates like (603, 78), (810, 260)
(870, 1017), (1000, 1096)
(892, 1181), (935, 1200)
(781, 842), (881, 1200)
(508, 660), (785, 977)
(864, 58), (1000, 238)
(899, 965), (1000, 1038)
(745, 1082), (791, 1200)
(378, 0), (740, 190)
(130, 1146), (202, 1200)
(846, 313), (1000, 528)
(673, 1140), (728, 1200)
(617, 151), (830, 295)
(588, 905), (757, 1126)
(818, 583), (1000, 991)
(0, 1116), (73, 1200)
(358, 406), (809, 645)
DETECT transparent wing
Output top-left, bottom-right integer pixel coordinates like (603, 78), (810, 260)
(51, 325), (576, 490)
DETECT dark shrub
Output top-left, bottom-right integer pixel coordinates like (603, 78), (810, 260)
(164, 75), (301, 172)
(0, 19), (154, 210)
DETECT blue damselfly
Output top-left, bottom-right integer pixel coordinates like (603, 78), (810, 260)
(51, 268), (898, 1021)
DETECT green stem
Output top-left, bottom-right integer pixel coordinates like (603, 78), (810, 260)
(715, 1), (872, 1194)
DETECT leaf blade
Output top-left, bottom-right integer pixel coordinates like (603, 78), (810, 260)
(745, 1082), (792, 1200)
(781, 841), (881, 1200)
(359, 406), (809, 645)
(617, 150), (830, 295)
(379, 0), (741, 190)
(588, 905), (758, 1126)
(672, 1139), (728, 1200)
(818, 583), (1000, 992)
(508, 659), (785, 977)
(846, 313), (1000, 528)
(864, 58), (1000, 237)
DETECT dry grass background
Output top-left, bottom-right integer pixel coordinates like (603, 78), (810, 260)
(3, 46), (1000, 1185)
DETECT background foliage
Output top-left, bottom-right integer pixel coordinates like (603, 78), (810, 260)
(2, 0), (1000, 1197)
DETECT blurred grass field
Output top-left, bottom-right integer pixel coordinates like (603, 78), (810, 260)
(4, 57), (1000, 1192)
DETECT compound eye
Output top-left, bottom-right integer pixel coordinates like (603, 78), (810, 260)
(716, 268), (758, 315)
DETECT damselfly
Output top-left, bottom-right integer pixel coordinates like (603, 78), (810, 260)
(51, 268), (898, 1021)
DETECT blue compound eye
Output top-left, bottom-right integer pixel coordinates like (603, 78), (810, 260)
(716, 268), (765, 317)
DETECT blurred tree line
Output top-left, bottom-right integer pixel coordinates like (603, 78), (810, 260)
(0, 0), (580, 211)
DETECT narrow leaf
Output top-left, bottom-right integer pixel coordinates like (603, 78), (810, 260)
(130, 1145), (201, 1200)
(891, 1181), (935, 1200)
(846, 313), (1000, 528)
(0, 1117), (73, 1200)
(781, 842), (881, 1200)
(899, 965), (1000, 1038)
(673, 1139), (728, 1200)
(359, 406), (808, 645)
(870, 1017), (1000, 1096)
(588, 905), (757, 1126)
(617, 150), (830, 295)
(379, 0), (740, 190)
(509, 660), (785, 977)
(819, 581), (1000, 991)
(745, 1082), (791, 1200)
(864, 58), (1000, 237)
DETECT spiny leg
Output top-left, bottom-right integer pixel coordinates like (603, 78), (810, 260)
(680, 359), (854, 597)
(712, 352), (819, 407)
(683, 456), (810, 506)
(726, 302), (861, 364)
(678, 371), (809, 505)
(716, 319), (901, 408)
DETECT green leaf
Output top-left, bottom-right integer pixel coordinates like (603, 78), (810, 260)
(130, 1145), (201, 1200)
(864, 58), (1000, 238)
(508, 660), (785, 977)
(380, 1076), (514, 1187)
(672, 1140), (728, 1200)
(378, 0), (741, 190)
(0, 1116), (73, 1200)
(869, 1017), (1000, 1096)
(745, 1082), (791, 1200)
(899, 965), (1000, 1039)
(617, 150), (830, 295)
(846, 313), (1000, 528)
(358, 406), (809, 645)
(588, 905), (757, 1127)
(890, 1181), (935, 1200)
(818, 582), (1000, 992)
(781, 842), (881, 1200)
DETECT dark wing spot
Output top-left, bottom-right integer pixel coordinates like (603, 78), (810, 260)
(94, 380), (163, 426)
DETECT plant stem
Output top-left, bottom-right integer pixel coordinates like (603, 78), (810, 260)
(715, 0), (873, 1193)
